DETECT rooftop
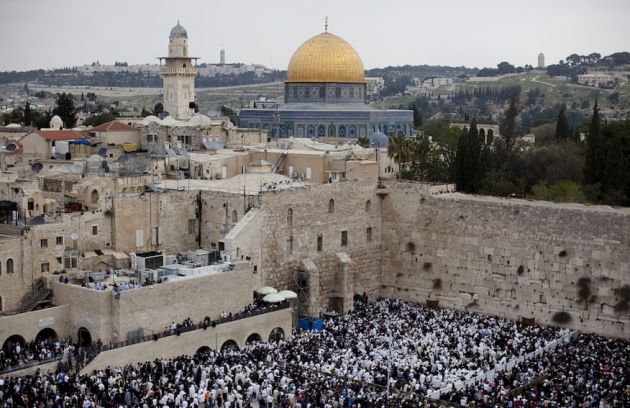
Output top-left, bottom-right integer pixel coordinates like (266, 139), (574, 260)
(90, 120), (137, 132)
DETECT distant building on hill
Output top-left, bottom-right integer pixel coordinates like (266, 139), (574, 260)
(537, 53), (545, 69)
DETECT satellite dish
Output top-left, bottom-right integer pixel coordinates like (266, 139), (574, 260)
(98, 147), (107, 157)
(31, 162), (43, 173)
(5, 143), (17, 152)
(70, 232), (78, 240)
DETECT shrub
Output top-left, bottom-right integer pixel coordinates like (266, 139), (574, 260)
(432, 279), (442, 290)
(552, 311), (572, 324)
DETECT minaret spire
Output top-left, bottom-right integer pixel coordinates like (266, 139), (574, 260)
(325, 16), (328, 32)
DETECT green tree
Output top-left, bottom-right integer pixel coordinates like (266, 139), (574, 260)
(498, 93), (520, 157)
(408, 103), (423, 128)
(599, 127), (629, 205)
(583, 100), (601, 185)
(23, 102), (32, 126)
(52, 93), (77, 128)
(357, 136), (370, 148)
(83, 112), (116, 127)
(554, 107), (571, 140)
(388, 133), (410, 176)
(455, 118), (483, 193)
(153, 102), (164, 116)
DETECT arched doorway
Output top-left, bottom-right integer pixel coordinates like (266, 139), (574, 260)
(327, 125), (336, 137)
(90, 189), (99, 203)
(195, 346), (211, 355)
(35, 328), (58, 344)
(245, 333), (262, 344)
(2, 334), (26, 356)
(268, 327), (284, 343)
(77, 327), (92, 347)
(220, 339), (239, 353)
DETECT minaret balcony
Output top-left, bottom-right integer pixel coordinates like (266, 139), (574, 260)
(160, 67), (198, 76)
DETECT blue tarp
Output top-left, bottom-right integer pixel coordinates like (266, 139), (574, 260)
(70, 139), (91, 145)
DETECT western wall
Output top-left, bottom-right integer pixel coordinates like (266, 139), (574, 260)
(223, 179), (629, 337)
(380, 181), (630, 338)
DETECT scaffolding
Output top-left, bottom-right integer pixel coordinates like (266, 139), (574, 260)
(290, 265), (309, 318)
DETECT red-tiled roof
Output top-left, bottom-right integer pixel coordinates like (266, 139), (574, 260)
(90, 120), (136, 132)
(35, 130), (86, 141)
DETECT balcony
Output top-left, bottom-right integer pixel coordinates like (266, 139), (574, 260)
(159, 67), (197, 76)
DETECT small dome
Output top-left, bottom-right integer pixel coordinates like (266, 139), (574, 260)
(50, 115), (63, 129)
(369, 131), (389, 148)
(170, 21), (188, 38)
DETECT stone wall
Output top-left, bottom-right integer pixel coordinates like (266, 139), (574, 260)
(0, 305), (71, 348)
(199, 190), (252, 250)
(82, 308), (291, 372)
(51, 262), (256, 344)
(0, 235), (26, 312)
(381, 181), (630, 338)
(225, 180), (383, 315)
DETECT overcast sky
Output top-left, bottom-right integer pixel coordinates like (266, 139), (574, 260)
(1, 0), (628, 72)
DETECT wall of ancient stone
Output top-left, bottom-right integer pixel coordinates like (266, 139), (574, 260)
(0, 235), (26, 312)
(381, 181), (630, 338)
(51, 262), (256, 344)
(0, 305), (71, 348)
(225, 180), (383, 315)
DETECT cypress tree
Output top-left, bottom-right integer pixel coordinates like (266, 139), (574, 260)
(455, 127), (469, 192)
(584, 100), (601, 185)
(555, 107), (571, 140)
(23, 102), (32, 127)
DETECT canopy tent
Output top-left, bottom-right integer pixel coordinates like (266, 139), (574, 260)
(262, 293), (285, 303)
(278, 290), (298, 300)
(255, 286), (277, 295)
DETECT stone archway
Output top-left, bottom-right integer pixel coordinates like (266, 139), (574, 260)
(220, 339), (239, 353)
(268, 327), (284, 343)
(2, 334), (26, 355)
(77, 327), (92, 347)
(35, 328), (58, 344)
(195, 346), (211, 355)
(245, 333), (262, 344)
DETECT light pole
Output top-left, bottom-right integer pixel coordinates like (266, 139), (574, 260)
(385, 324), (392, 400)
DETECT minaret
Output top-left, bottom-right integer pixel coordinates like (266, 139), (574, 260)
(220, 45), (225, 65)
(159, 21), (198, 120)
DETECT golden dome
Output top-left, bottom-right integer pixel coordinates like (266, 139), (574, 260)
(286, 32), (365, 84)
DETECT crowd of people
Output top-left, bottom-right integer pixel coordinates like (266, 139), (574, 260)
(442, 333), (629, 407)
(0, 336), (101, 376)
(1, 298), (628, 407)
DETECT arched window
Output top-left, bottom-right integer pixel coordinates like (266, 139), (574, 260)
(328, 199), (334, 214)
(6, 258), (14, 274)
(287, 208), (293, 225)
(231, 210), (238, 223)
(365, 200), (371, 212)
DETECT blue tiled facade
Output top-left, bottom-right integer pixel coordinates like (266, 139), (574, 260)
(240, 107), (413, 138)
(285, 83), (366, 104)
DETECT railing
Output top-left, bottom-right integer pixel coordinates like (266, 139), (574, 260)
(0, 356), (62, 375)
(101, 303), (290, 351)
(16, 278), (51, 314)
(159, 67), (197, 76)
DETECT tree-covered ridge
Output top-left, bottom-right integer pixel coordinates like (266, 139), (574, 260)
(0, 69), (286, 88)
